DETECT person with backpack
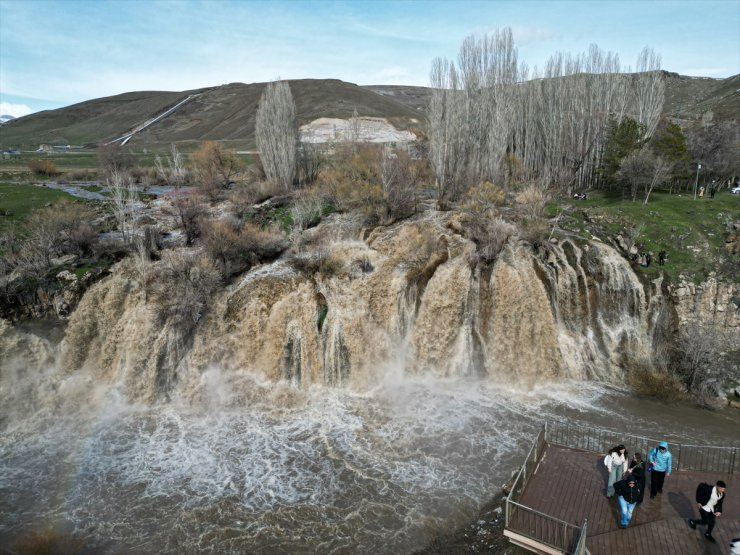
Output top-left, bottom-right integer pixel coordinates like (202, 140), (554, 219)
(647, 441), (672, 499)
(604, 444), (628, 497)
(689, 480), (727, 543)
(614, 474), (642, 528)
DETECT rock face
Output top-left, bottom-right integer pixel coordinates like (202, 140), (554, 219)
(669, 275), (739, 330)
(299, 117), (417, 144)
(39, 212), (677, 403)
(0, 266), (103, 321)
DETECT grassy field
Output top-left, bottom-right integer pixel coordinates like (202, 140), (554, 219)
(0, 182), (80, 232)
(0, 149), (255, 178)
(552, 189), (740, 281)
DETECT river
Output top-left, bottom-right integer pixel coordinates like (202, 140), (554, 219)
(1, 371), (738, 554)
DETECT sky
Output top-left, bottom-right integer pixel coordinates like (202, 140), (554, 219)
(1, 0), (738, 117)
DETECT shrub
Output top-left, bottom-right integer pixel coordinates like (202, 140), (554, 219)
(4, 202), (100, 274)
(229, 181), (285, 219)
(63, 168), (98, 181)
(319, 144), (419, 224)
(149, 251), (221, 335)
(27, 159), (57, 176)
(191, 141), (245, 190)
(627, 356), (687, 402)
(460, 212), (516, 262)
(514, 183), (547, 219)
(291, 188), (324, 231)
(288, 244), (344, 277)
(201, 218), (288, 277)
(673, 322), (739, 405)
(463, 181), (505, 216)
(168, 194), (207, 246)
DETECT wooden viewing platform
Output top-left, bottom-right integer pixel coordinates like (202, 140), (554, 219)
(505, 422), (739, 555)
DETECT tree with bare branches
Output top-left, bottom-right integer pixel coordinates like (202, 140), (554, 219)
(108, 170), (139, 244)
(256, 80), (297, 190)
(633, 47), (665, 141)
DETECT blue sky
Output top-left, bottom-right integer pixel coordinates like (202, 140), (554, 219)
(1, 0), (738, 117)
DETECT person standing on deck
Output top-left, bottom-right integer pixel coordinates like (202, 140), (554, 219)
(647, 441), (672, 499)
(605, 445), (628, 498)
(628, 453), (647, 501)
(689, 480), (727, 543)
(614, 474), (642, 528)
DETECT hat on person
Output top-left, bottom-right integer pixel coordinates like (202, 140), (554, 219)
(626, 475), (637, 483)
(659, 441), (668, 449)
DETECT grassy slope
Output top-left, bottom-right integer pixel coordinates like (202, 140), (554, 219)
(2, 74), (735, 151)
(551, 189), (740, 282)
(0, 80), (422, 150)
(0, 183), (78, 232)
(0, 90), (195, 148)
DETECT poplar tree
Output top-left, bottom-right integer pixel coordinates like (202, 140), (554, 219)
(256, 80), (297, 190)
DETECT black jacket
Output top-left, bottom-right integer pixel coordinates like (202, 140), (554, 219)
(696, 483), (725, 513)
(614, 479), (643, 504)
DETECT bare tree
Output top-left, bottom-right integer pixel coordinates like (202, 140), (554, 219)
(674, 322), (737, 404)
(256, 80), (297, 190)
(429, 29), (522, 201)
(617, 147), (654, 202)
(155, 143), (187, 187)
(633, 47), (665, 140)
(108, 170), (139, 244)
(428, 56), (468, 206)
(643, 155), (672, 204)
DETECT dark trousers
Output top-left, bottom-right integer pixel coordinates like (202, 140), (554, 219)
(695, 508), (716, 534)
(650, 470), (666, 497)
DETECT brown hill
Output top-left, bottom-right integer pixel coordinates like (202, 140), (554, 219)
(0, 74), (736, 151)
(0, 79), (422, 150)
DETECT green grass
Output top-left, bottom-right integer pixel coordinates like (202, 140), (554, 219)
(0, 182), (78, 232)
(554, 189), (740, 281)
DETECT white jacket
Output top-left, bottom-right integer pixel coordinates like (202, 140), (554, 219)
(607, 452), (626, 473)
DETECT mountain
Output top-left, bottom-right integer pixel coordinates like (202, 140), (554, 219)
(369, 72), (740, 121)
(0, 79), (422, 150)
(0, 114), (16, 125)
(0, 73), (736, 150)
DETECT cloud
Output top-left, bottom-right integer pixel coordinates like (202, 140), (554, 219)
(0, 101), (33, 117)
(510, 26), (558, 45)
(472, 25), (558, 45)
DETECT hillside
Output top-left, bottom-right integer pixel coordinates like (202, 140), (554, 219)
(369, 73), (740, 121)
(0, 80), (422, 150)
(0, 73), (737, 151)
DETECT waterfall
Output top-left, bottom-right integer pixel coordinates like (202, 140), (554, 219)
(5, 214), (667, 402)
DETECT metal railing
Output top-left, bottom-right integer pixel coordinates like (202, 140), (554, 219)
(505, 425), (547, 526)
(507, 501), (584, 553)
(504, 420), (737, 554)
(545, 420), (738, 474)
(573, 519), (588, 555)
(505, 424), (588, 554)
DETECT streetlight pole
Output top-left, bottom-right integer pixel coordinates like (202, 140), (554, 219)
(693, 162), (701, 200)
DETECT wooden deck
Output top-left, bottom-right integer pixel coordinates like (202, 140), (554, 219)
(510, 443), (739, 554)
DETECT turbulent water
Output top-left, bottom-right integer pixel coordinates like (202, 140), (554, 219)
(1, 212), (737, 553)
(2, 371), (739, 554)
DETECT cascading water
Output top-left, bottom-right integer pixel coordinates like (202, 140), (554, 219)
(2, 213), (736, 553)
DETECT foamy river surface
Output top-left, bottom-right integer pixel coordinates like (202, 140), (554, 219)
(1, 374), (738, 554)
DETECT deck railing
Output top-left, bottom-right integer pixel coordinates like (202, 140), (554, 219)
(573, 519), (588, 555)
(505, 424), (588, 553)
(544, 420), (737, 474)
(505, 421), (737, 554)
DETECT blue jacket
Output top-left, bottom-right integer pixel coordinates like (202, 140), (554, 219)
(648, 442), (672, 473)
